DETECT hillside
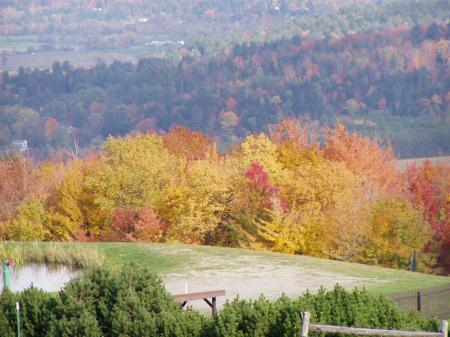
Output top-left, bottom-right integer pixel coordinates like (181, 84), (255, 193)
(3, 242), (450, 308)
(0, 0), (383, 54)
(1, 22), (449, 157)
(191, 0), (450, 56)
(1, 1), (449, 71)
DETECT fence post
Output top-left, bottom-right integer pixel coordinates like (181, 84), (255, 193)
(417, 290), (422, 312)
(16, 302), (21, 337)
(2, 260), (11, 290)
(300, 312), (310, 337)
(441, 320), (448, 337)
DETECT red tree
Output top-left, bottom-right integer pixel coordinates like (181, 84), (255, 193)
(404, 161), (450, 274)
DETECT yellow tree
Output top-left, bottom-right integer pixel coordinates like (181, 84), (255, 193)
(80, 134), (178, 237)
(361, 199), (431, 269)
(161, 158), (238, 243)
(47, 160), (84, 240)
(237, 133), (286, 184)
(4, 197), (50, 241)
(258, 200), (306, 254)
(274, 142), (364, 257)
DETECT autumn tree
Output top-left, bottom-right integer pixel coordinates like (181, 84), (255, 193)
(163, 125), (216, 161)
(361, 199), (431, 269)
(268, 117), (319, 149)
(80, 134), (178, 237)
(0, 155), (31, 220)
(404, 161), (450, 274)
(324, 124), (401, 197)
(161, 158), (237, 244)
(4, 197), (50, 241)
(47, 160), (84, 240)
(234, 162), (282, 247)
(105, 204), (167, 242)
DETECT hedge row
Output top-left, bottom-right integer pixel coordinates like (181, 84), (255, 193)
(0, 265), (441, 337)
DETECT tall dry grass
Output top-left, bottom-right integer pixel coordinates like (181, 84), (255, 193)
(0, 242), (104, 268)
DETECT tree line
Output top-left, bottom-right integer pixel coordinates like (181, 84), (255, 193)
(0, 122), (448, 274)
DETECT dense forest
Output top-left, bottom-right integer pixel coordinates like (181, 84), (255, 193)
(1, 0), (448, 55)
(0, 122), (449, 274)
(190, 0), (450, 56)
(1, 22), (449, 157)
(0, 0), (379, 52)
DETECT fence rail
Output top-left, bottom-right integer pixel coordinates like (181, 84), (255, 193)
(299, 312), (448, 337)
(386, 284), (450, 318)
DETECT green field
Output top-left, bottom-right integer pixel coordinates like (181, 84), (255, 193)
(2, 242), (448, 298)
(1, 50), (141, 72)
(0, 41), (178, 72)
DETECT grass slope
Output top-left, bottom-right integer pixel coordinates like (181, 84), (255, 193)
(2, 242), (448, 295)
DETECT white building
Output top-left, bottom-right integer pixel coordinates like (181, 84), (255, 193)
(11, 139), (28, 153)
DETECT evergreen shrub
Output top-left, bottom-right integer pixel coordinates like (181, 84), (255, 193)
(0, 265), (442, 337)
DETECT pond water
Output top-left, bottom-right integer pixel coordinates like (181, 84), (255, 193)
(0, 263), (79, 292)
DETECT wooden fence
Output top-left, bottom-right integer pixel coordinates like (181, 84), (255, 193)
(300, 312), (448, 337)
(386, 284), (450, 318)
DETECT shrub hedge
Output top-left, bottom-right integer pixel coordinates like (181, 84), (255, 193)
(0, 265), (442, 337)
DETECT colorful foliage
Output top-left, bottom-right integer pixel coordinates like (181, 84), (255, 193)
(362, 199), (430, 269)
(107, 205), (167, 242)
(0, 124), (445, 273)
(324, 124), (400, 196)
(4, 197), (50, 241)
(404, 161), (450, 273)
(163, 126), (217, 161)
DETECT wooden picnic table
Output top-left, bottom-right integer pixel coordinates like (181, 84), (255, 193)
(173, 290), (226, 316)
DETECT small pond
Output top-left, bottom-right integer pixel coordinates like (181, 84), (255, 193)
(0, 263), (79, 292)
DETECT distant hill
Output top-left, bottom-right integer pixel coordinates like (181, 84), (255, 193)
(1, 0), (449, 66)
(398, 156), (450, 170)
(1, 21), (449, 157)
(0, 0), (377, 53)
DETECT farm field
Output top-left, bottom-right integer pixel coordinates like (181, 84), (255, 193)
(397, 156), (450, 170)
(3, 242), (448, 311)
(0, 47), (169, 72)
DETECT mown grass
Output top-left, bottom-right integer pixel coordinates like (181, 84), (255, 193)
(1, 242), (448, 293)
(151, 243), (450, 293)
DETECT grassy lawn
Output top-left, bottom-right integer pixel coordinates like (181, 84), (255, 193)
(2, 242), (448, 295)
(2, 241), (449, 316)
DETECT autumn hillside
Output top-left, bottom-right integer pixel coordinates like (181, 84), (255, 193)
(0, 0), (418, 53)
(1, 122), (449, 275)
(1, 22), (449, 158)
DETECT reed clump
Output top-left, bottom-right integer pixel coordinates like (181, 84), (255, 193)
(0, 241), (104, 268)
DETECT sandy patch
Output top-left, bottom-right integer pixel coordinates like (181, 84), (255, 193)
(162, 253), (372, 312)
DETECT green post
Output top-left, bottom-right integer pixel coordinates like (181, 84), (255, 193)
(2, 260), (11, 290)
(409, 251), (417, 272)
(16, 302), (21, 337)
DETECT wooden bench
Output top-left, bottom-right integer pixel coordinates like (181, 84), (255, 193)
(173, 290), (226, 316)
